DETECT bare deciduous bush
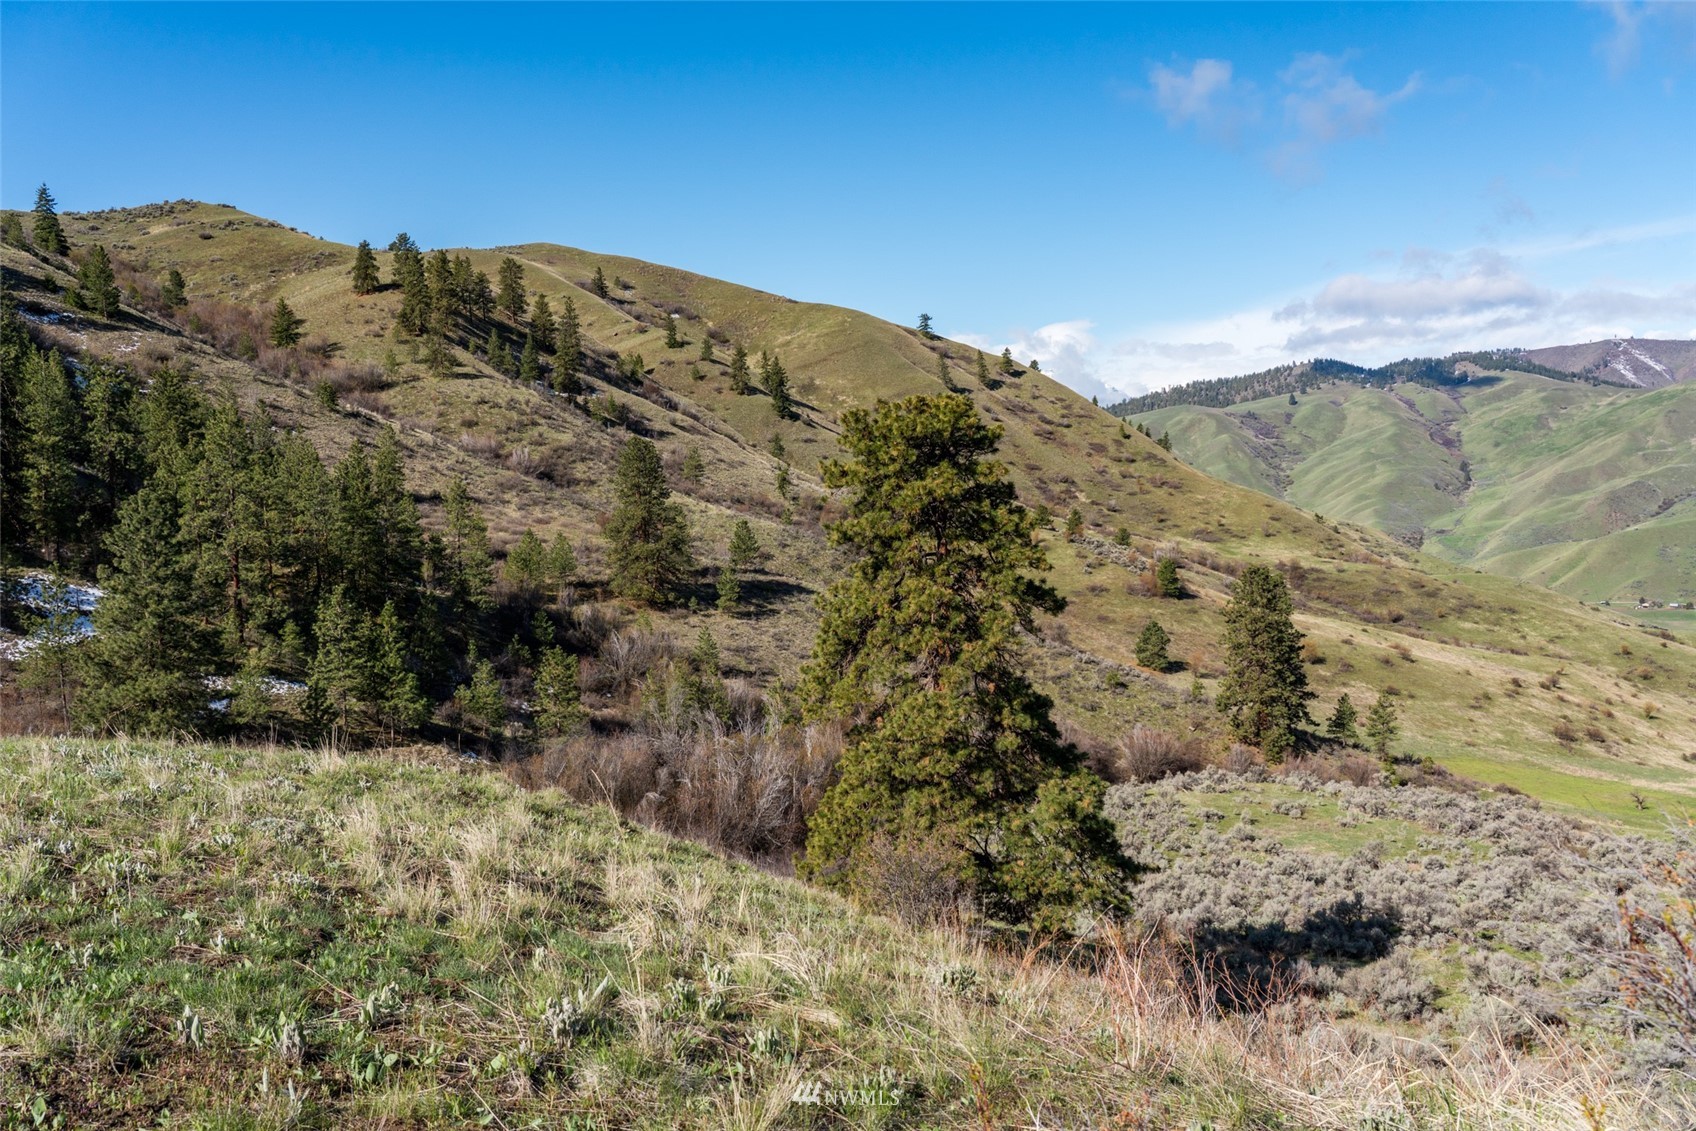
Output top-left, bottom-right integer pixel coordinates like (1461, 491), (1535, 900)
(1114, 725), (1206, 783)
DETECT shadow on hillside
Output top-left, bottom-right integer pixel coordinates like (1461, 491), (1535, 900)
(1184, 895), (1401, 1010)
(720, 575), (812, 619)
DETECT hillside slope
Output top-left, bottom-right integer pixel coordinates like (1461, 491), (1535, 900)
(4, 199), (1696, 826)
(1136, 375), (1696, 603)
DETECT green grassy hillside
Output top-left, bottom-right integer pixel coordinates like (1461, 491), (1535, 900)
(1138, 375), (1696, 603)
(4, 200), (1696, 828)
(1, 737), (1678, 1130)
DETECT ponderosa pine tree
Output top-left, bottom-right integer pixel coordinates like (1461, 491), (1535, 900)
(1156, 557), (1184, 598)
(505, 528), (546, 594)
(161, 268), (187, 308)
(1135, 619), (1172, 672)
(533, 647), (585, 737)
(554, 297), (582, 392)
(17, 349), (81, 564)
(81, 362), (141, 525)
(917, 312), (934, 338)
(519, 333), (542, 384)
(370, 600), (428, 737)
(606, 436), (693, 605)
(1364, 693), (1398, 759)
(797, 393), (1132, 932)
(32, 184), (68, 255)
(715, 564), (740, 614)
(681, 445), (704, 484)
(999, 347), (1016, 375)
(441, 476), (495, 614)
(764, 353), (794, 418)
(728, 518), (759, 569)
(530, 293), (556, 347)
(351, 240), (380, 295)
(390, 234), (429, 335)
(664, 315), (683, 349)
(70, 244), (121, 317)
(1, 213), (27, 248)
(497, 257), (526, 321)
(453, 656), (505, 744)
(591, 266), (609, 299)
(268, 297), (305, 348)
(976, 350), (991, 386)
(1326, 693), (1360, 746)
(936, 352), (956, 391)
(699, 335), (714, 362)
(728, 344), (751, 394)
(308, 584), (369, 733)
(77, 475), (219, 735)
(544, 532), (577, 596)
(1215, 564), (1313, 761)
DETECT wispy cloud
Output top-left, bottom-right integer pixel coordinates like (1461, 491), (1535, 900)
(1145, 50), (1420, 179)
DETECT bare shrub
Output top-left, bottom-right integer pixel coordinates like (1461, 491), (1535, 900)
(458, 432), (504, 460)
(847, 831), (971, 926)
(1115, 725), (1206, 783)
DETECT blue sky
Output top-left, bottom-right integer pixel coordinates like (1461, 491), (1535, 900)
(3, 2), (1692, 399)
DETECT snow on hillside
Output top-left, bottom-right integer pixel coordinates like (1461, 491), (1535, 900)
(0, 573), (101, 660)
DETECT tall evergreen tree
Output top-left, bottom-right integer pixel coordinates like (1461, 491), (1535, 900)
(999, 347), (1016, 375)
(715, 564), (740, 614)
(32, 184), (68, 256)
(453, 656), (505, 744)
(1155, 557), (1184, 598)
(519, 333), (542, 384)
(664, 316), (683, 349)
(533, 647), (585, 737)
(1215, 565), (1313, 761)
(699, 335), (714, 362)
(351, 240), (381, 295)
(70, 244), (121, 317)
(1135, 620), (1172, 671)
(1325, 694), (1360, 746)
(17, 349), (82, 564)
(590, 266), (609, 299)
(390, 235), (429, 336)
(917, 312), (934, 338)
(441, 477), (495, 614)
(544, 532), (577, 596)
(369, 599), (428, 737)
(497, 257), (527, 321)
(935, 352), (956, 391)
(764, 353), (794, 418)
(161, 267), (188, 308)
(797, 394), (1133, 931)
(606, 436), (693, 605)
(505, 528), (547, 594)
(77, 476), (219, 734)
(530, 293), (556, 346)
(728, 519), (760, 569)
(308, 585), (370, 734)
(728, 344), (751, 394)
(1364, 693), (1399, 759)
(81, 362), (141, 524)
(976, 351), (991, 385)
(268, 297), (305, 348)
(554, 297), (582, 392)
(0, 213), (27, 249)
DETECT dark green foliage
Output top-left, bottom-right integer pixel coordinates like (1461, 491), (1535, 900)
(1064, 508), (1084, 541)
(453, 656), (505, 742)
(1365, 693), (1399, 757)
(390, 234), (429, 336)
(798, 393), (1133, 932)
(530, 293), (556, 346)
(268, 297), (305, 348)
(999, 347), (1016, 375)
(370, 600), (428, 735)
(728, 520), (760, 570)
(32, 183), (68, 255)
(505, 528), (547, 593)
(1156, 557), (1184, 598)
(764, 353), (793, 418)
(681, 445), (705, 484)
(1136, 620), (1172, 671)
(553, 297), (582, 392)
(606, 437), (693, 605)
(728, 344), (751, 394)
(936, 352), (955, 391)
(768, 434), (787, 463)
(715, 564), (740, 613)
(496, 257), (527, 321)
(533, 647), (585, 737)
(1326, 694), (1361, 746)
(591, 265), (609, 299)
(308, 585), (369, 732)
(351, 240), (380, 295)
(1156, 429), (1172, 452)
(685, 627), (731, 717)
(69, 244), (121, 317)
(616, 351), (646, 382)
(485, 326), (513, 375)
(519, 333), (542, 384)
(699, 336), (714, 362)
(664, 316), (683, 349)
(76, 477), (219, 735)
(1215, 565), (1313, 762)
(16, 350), (81, 563)
(976, 351), (991, 386)
(0, 212), (26, 248)
(441, 477), (495, 614)
(545, 533), (577, 595)
(917, 312), (933, 339)
(161, 267), (187, 307)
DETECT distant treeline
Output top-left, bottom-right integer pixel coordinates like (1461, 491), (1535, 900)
(1107, 351), (1589, 416)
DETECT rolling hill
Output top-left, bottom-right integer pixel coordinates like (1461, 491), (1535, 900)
(4, 199), (1696, 829)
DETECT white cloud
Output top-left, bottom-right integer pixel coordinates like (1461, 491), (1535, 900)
(1148, 58), (1254, 141)
(1146, 51), (1420, 179)
(952, 319), (1120, 404)
(1593, 1), (1696, 76)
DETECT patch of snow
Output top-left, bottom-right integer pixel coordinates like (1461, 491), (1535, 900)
(204, 675), (308, 695)
(19, 310), (75, 325)
(1624, 343), (1671, 381)
(0, 573), (102, 660)
(1607, 358), (1645, 387)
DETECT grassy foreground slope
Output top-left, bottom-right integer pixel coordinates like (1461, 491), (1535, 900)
(6, 201), (1696, 826)
(0, 738), (1669, 1130)
(1135, 376), (1696, 602)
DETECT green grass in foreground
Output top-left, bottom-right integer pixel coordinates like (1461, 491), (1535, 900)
(1, 738), (1663, 1130)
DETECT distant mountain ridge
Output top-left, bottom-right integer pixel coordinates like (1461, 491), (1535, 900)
(1107, 338), (1694, 417)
